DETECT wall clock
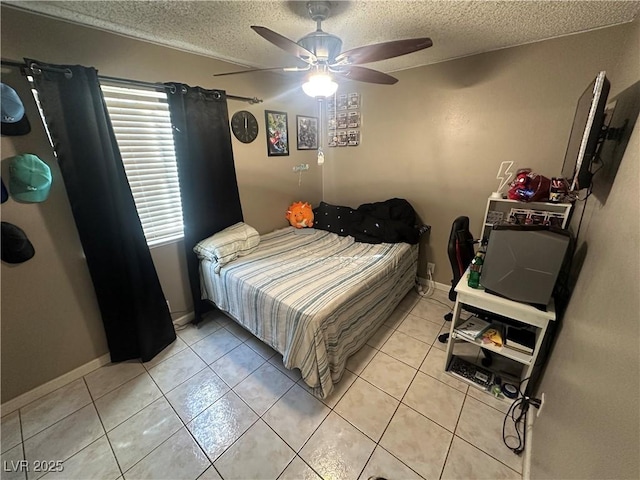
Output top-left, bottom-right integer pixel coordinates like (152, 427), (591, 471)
(230, 110), (259, 144)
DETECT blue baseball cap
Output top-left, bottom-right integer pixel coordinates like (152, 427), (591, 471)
(1, 83), (31, 136)
(8, 154), (52, 203)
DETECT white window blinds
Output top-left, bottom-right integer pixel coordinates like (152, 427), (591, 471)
(101, 84), (184, 247)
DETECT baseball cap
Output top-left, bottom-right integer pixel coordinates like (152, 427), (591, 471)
(8, 154), (52, 203)
(1, 83), (31, 136)
(1, 178), (7, 203)
(1, 222), (35, 264)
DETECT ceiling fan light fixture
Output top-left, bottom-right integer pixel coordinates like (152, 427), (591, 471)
(302, 72), (338, 98)
(240, 2), (433, 88)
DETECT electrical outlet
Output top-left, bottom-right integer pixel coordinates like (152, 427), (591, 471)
(537, 392), (546, 417)
(427, 262), (435, 274)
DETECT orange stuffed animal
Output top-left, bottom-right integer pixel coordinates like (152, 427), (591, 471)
(285, 201), (314, 228)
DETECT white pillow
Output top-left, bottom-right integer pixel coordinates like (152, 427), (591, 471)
(193, 222), (260, 272)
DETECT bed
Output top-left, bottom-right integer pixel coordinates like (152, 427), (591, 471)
(198, 224), (419, 398)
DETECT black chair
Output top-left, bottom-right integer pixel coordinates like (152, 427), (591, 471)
(438, 216), (493, 366)
(443, 216), (477, 323)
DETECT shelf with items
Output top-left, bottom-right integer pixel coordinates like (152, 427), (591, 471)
(453, 317), (538, 364)
(481, 197), (572, 243)
(445, 348), (522, 404)
(444, 267), (556, 401)
(450, 329), (533, 365)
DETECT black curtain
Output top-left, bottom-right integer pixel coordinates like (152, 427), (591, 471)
(165, 84), (243, 322)
(28, 59), (175, 362)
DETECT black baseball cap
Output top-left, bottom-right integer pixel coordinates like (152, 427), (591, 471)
(1, 222), (35, 263)
(1, 178), (7, 203)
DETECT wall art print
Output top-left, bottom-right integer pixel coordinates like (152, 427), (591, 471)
(296, 115), (318, 150)
(265, 110), (289, 156)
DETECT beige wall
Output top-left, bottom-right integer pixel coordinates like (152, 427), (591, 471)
(323, 22), (638, 284)
(1, 6), (322, 403)
(0, 66), (109, 403)
(530, 19), (640, 480)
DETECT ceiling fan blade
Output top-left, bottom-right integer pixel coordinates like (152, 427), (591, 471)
(333, 37), (433, 66)
(333, 66), (398, 85)
(251, 26), (318, 64)
(214, 65), (309, 77)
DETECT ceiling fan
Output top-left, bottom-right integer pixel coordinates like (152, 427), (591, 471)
(215, 1), (433, 97)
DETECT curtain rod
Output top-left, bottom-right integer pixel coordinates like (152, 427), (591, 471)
(1, 59), (263, 105)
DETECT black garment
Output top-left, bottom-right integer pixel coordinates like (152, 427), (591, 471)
(165, 84), (243, 322)
(313, 198), (420, 244)
(351, 198), (420, 244)
(312, 202), (363, 237)
(29, 59), (175, 362)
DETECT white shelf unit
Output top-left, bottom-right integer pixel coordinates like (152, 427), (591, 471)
(481, 197), (572, 242)
(444, 268), (556, 401)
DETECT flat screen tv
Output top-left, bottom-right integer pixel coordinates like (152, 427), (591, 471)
(592, 80), (640, 204)
(560, 71), (610, 191)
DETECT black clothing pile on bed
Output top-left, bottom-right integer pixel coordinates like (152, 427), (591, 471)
(312, 198), (423, 244)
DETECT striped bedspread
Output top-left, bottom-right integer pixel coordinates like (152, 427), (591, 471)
(200, 227), (418, 398)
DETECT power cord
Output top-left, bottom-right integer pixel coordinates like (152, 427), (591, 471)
(502, 377), (542, 455)
(415, 268), (456, 315)
(415, 266), (435, 297)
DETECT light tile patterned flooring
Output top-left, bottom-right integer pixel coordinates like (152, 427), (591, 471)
(1, 290), (522, 480)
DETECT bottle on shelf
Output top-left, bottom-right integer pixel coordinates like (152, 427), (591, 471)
(468, 251), (484, 289)
(467, 240), (487, 289)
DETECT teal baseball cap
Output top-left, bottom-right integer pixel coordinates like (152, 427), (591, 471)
(8, 154), (52, 203)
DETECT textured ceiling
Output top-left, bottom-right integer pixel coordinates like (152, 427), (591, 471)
(6, 1), (640, 73)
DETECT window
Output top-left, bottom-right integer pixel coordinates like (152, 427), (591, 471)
(101, 84), (183, 247)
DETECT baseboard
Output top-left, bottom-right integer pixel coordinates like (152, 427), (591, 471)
(172, 311), (195, 328)
(0, 352), (112, 416)
(416, 275), (450, 292)
(433, 281), (450, 292)
(416, 278), (450, 292)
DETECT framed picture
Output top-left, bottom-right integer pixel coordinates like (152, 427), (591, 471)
(348, 92), (360, 109)
(347, 111), (360, 128)
(337, 94), (348, 110)
(296, 115), (318, 150)
(347, 130), (360, 146)
(265, 110), (289, 156)
(337, 112), (348, 129)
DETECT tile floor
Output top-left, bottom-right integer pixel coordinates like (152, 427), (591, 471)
(1, 289), (523, 480)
